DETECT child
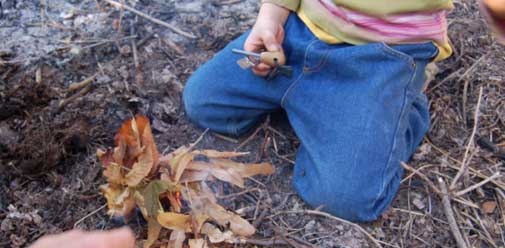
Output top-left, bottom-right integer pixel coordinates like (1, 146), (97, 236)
(184, 0), (505, 222)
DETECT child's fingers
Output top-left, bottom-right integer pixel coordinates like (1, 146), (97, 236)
(81, 227), (135, 248)
(252, 63), (271, 76)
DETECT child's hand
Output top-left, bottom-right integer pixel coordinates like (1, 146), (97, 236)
(28, 227), (135, 248)
(244, 3), (290, 77)
(484, 0), (505, 18)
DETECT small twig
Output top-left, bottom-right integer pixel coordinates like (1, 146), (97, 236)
(130, 21), (139, 69)
(136, 32), (155, 48)
(102, 0), (196, 39)
(67, 74), (97, 94)
(73, 204), (107, 228)
(252, 207), (269, 228)
(450, 86), (484, 190)
(438, 177), (468, 248)
(187, 128), (209, 151)
(400, 162), (441, 195)
(454, 172), (501, 197)
(35, 66), (42, 85)
(212, 133), (239, 143)
(232, 238), (290, 246)
(427, 68), (463, 93)
(276, 210), (383, 248)
(59, 84), (93, 110)
(235, 118), (269, 152)
(160, 37), (184, 56)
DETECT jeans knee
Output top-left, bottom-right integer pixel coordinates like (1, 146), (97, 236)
(182, 76), (206, 126)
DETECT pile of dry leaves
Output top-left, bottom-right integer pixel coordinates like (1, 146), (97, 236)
(97, 115), (275, 248)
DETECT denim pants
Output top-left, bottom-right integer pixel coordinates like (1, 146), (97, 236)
(183, 14), (438, 222)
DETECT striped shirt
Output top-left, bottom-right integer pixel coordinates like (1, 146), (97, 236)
(263, 0), (504, 61)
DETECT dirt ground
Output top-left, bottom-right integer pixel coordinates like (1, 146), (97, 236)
(1, 0), (504, 247)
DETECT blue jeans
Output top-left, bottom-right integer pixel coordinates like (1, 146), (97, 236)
(183, 14), (438, 222)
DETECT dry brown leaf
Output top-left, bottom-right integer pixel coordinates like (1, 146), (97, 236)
(210, 167), (244, 188)
(229, 214), (256, 236)
(171, 153), (193, 183)
(203, 201), (255, 237)
(192, 214), (209, 234)
(115, 117), (143, 167)
(211, 158), (274, 177)
(201, 223), (236, 243)
(124, 145), (153, 186)
(194, 150), (249, 158)
(157, 212), (192, 232)
(188, 239), (207, 248)
(103, 162), (123, 185)
(179, 170), (211, 183)
(482, 201), (497, 214)
(144, 218), (162, 248)
(100, 186), (136, 217)
(137, 116), (160, 175)
(167, 230), (185, 248)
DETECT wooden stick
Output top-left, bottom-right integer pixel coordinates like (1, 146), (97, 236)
(232, 238), (290, 246)
(59, 84), (93, 110)
(454, 172), (501, 197)
(450, 86), (483, 190)
(67, 73), (97, 93)
(438, 177), (468, 248)
(102, 0), (196, 39)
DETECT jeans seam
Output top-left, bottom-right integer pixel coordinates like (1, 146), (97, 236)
(379, 42), (415, 68)
(371, 60), (417, 209)
(280, 39), (319, 107)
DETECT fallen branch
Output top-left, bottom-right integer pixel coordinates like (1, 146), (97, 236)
(102, 0), (196, 39)
(438, 177), (468, 248)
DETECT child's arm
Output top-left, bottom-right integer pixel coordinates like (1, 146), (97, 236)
(244, 3), (291, 76)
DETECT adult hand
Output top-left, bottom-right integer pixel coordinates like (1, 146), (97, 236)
(28, 227), (135, 248)
(244, 3), (290, 76)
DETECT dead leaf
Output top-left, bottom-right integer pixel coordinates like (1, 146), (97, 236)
(100, 186), (136, 217)
(210, 167), (244, 188)
(211, 158), (274, 177)
(194, 150), (249, 158)
(201, 223), (236, 243)
(142, 180), (172, 217)
(202, 201), (255, 236)
(170, 153), (193, 183)
(482, 201), (497, 214)
(124, 144), (153, 186)
(167, 230), (185, 248)
(179, 170), (211, 183)
(157, 212), (192, 232)
(188, 239), (207, 248)
(103, 162), (123, 185)
(144, 218), (162, 248)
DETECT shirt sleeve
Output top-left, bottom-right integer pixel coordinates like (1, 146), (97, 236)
(261, 0), (301, 11)
(480, 0), (505, 43)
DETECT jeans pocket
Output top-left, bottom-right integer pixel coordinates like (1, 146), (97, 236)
(377, 42), (416, 69)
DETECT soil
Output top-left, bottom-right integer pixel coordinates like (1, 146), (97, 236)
(1, 0), (504, 247)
